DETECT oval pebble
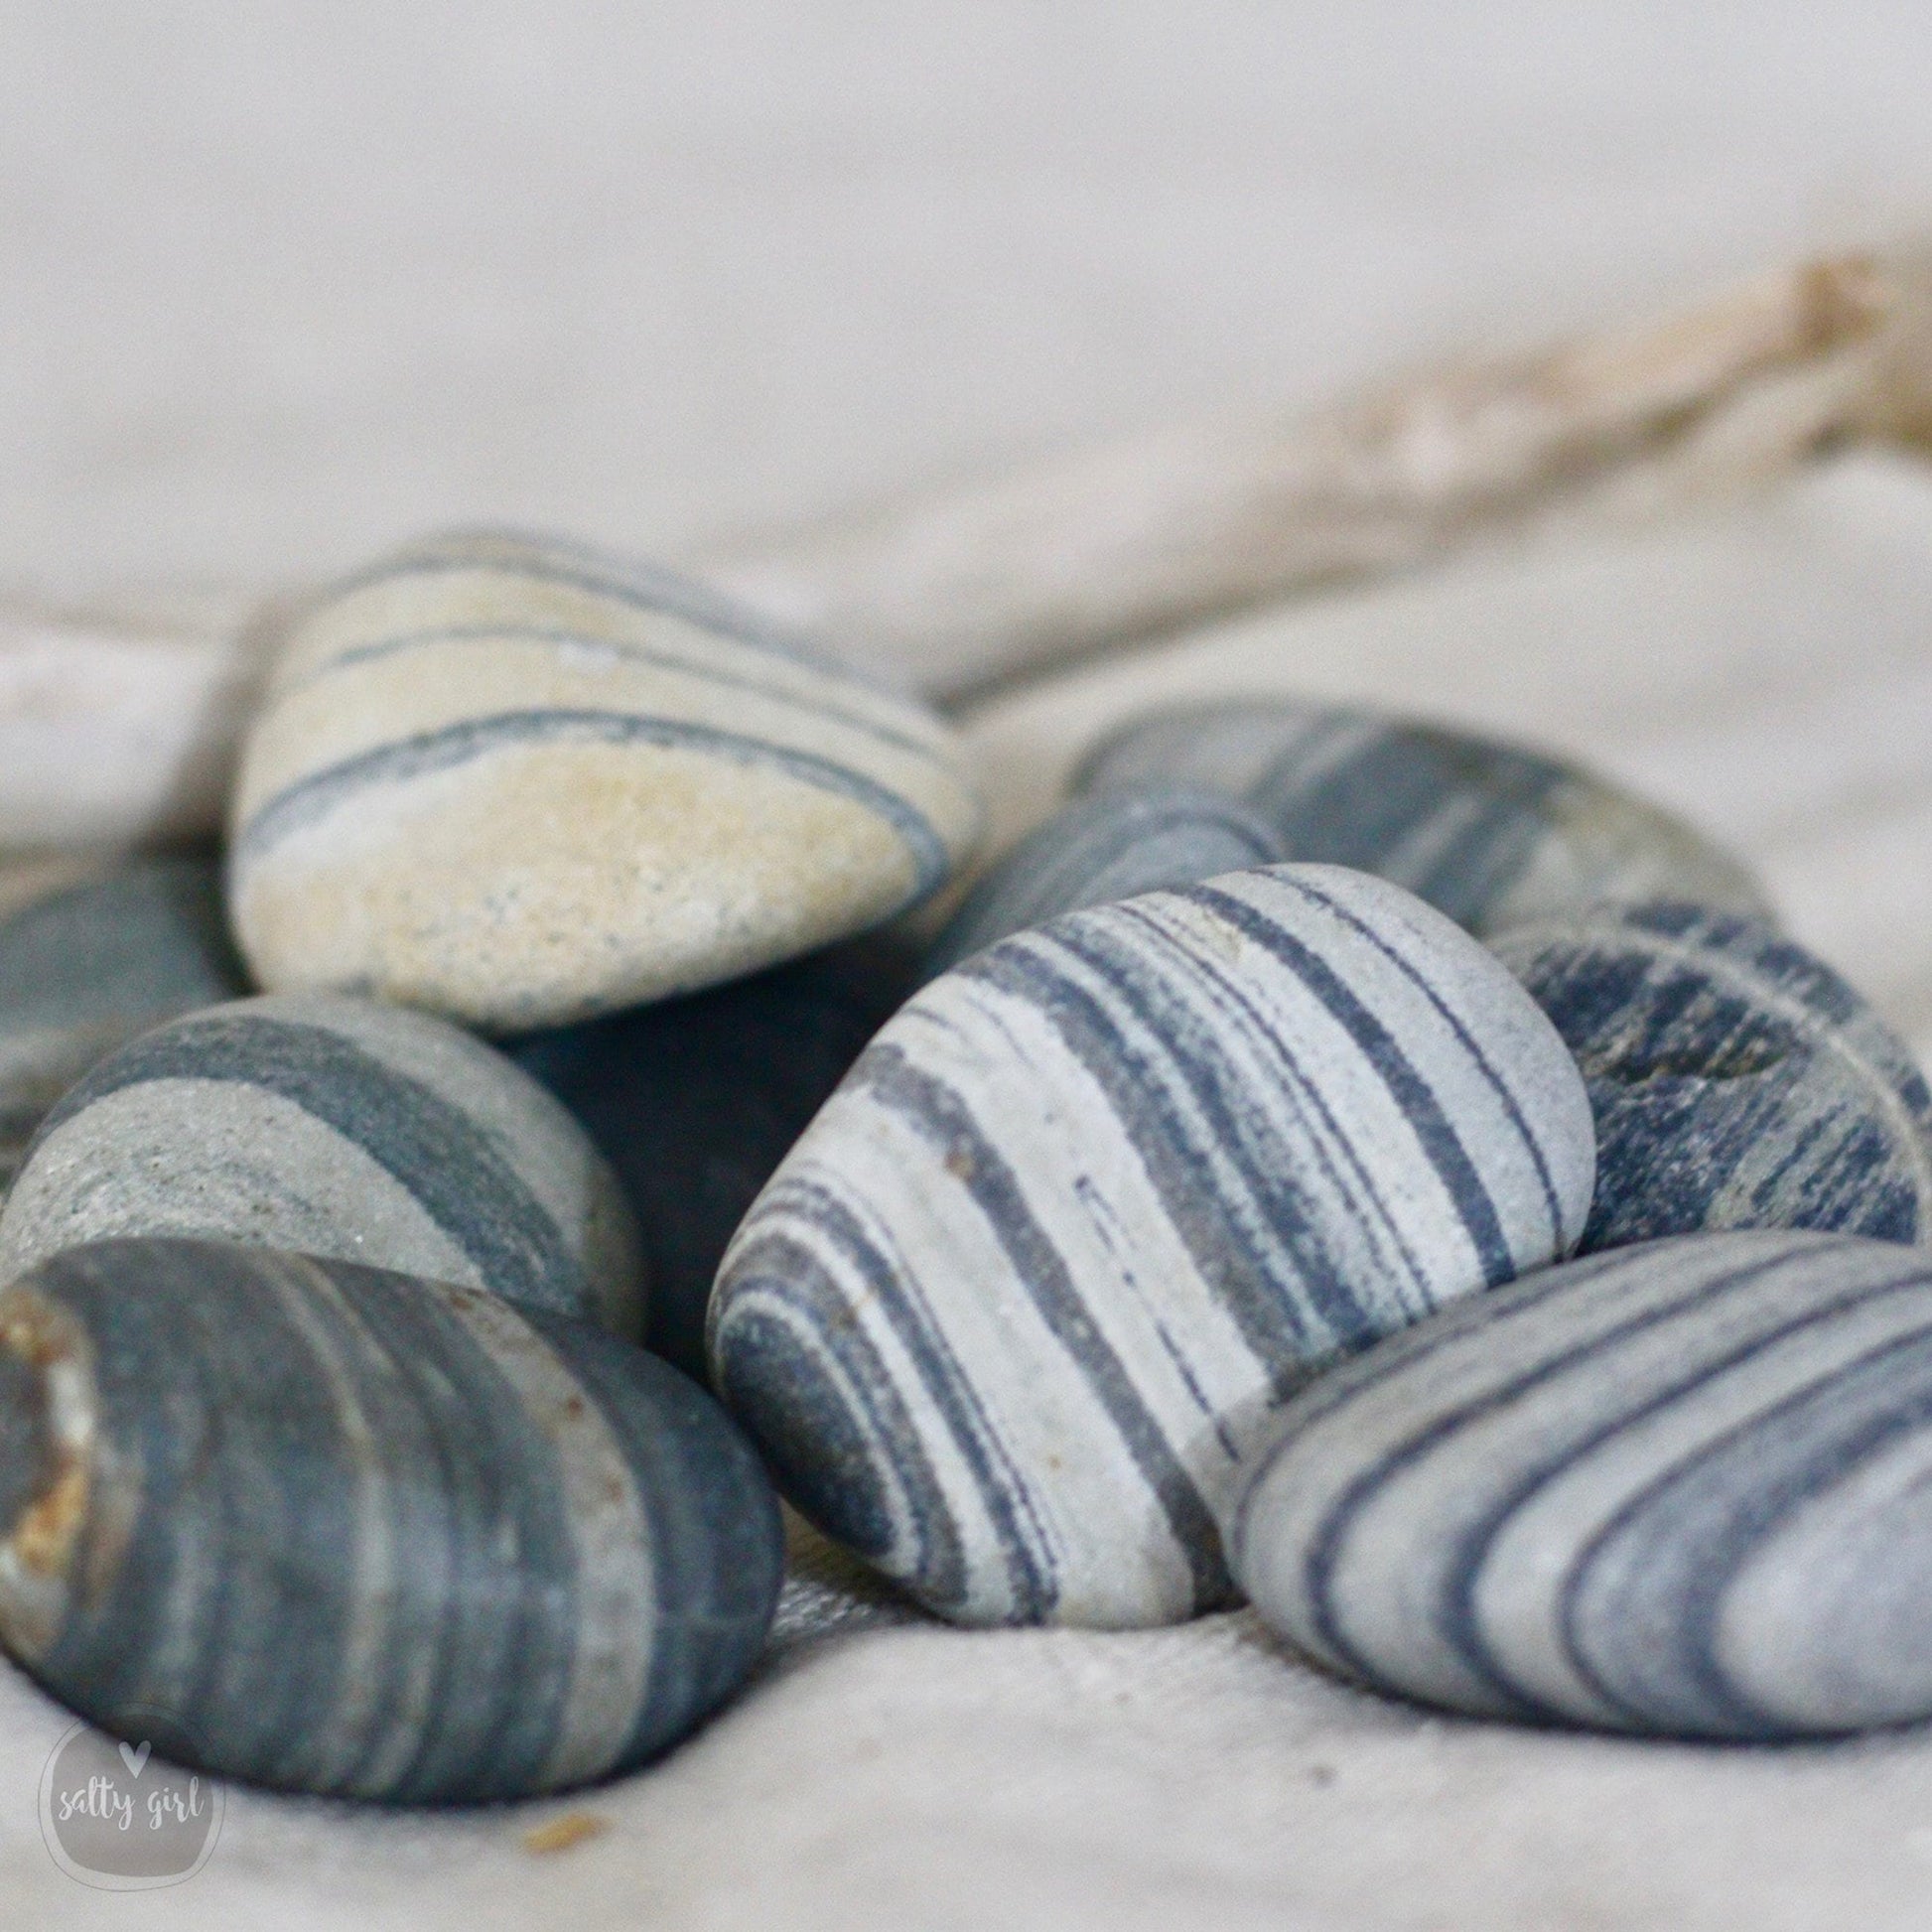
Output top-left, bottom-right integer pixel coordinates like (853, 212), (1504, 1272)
(228, 528), (984, 1031)
(0, 857), (247, 1188)
(922, 783), (1284, 979)
(0, 1237), (782, 1799)
(711, 863), (1594, 1629)
(511, 935), (913, 1382)
(0, 993), (643, 1335)
(1490, 901), (1932, 1250)
(1232, 1229), (1932, 1739)
(1075, 698), (1770, 939)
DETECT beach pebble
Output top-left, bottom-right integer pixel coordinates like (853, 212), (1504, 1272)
(0, 1237), (782, 1799)
(1491, 902), (1932, 1250)
(711, 863), (1593, 1628)
(0, 857), (247, 1188)
(922, 783), (1283, 979)
(227, 529), (983, 1032)
(511, 936), (913, 1382)
(0, 993), (643, 1335)
(1075, 698), (1770, 939)
(1233, 1228), (1932, 1738)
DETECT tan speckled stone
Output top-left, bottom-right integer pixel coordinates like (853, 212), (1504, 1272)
(228, 531), (983, 1031)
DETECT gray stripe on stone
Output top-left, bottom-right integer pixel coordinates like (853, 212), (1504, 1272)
(1233, 1229), (1932, 1739)
(234, 708), (953, 900)
(712, 863), (1594, 1627)
(0, 1238), (781, 1799)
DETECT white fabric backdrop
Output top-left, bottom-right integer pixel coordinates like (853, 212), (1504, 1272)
(5, 8), (1932, 1927)
(4, 1), (1932, 592)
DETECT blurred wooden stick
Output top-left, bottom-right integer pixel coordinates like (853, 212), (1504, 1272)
(6, 244), (1930, 852)
(706, 251), (1903, 690)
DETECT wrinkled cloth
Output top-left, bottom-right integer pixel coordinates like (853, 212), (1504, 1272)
(9, 9), (1932, 1926)
(6, 458), (1932, 1931)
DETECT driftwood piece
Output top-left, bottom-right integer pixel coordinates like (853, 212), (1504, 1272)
(0, 591), (278, 852)
(706, 252), (1902, 694)
(4, 247), (1929, 854)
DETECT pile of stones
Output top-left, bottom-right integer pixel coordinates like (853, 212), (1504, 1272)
(2, 526), (1930, 1802)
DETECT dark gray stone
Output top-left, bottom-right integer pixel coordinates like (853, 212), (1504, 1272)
(922, 784), (1283, 980)
(1491, 901), (1932, 1250)
(510, 936), (914, 1381)
(0, 857), (247, 1187)
(0, 1237), (783, 1799)
(1075, 698), (1771, 939)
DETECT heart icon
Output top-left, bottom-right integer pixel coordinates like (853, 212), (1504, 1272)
(118, 1740), (151, 1779)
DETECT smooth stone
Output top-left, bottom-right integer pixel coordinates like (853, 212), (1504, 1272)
(0, 1237), (783, 1799)
(711, 863), (1594, 1629)
(510, 935), (914, 1383)
(1232, 1228), (1932, 1738)
(227, 528), (984, 1032)
(1074, 698), (1771, 939)
(0, 993), (643, 1335)
(921, 783), (1284, 979)
(0, 856), (247, 1188)
(1490, 901), (1932, 1251)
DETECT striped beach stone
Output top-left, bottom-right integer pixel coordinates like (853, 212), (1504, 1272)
(511, 935), (913, 1383)
(0, 856), (246, 1189)
(711, 863), (1594, 1629)
(0, 1237), (782, 1799)
(922, 784), (1283, 979)
(1232, 1229), (1932, 1738)
(1491, 902), (1932, 1251)
(0, 993), (643, 1335)
(228, 528), (984, 1032)
(1075, 698), (1771, 939)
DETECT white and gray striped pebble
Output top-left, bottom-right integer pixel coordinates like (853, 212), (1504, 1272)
(711, 863), (1594, 1629)
(1075, 698), (1771, 939)
(1491, 902), (1932, 1250)
(1233, 1229), (1932, 1738)
(0, 857), (247, 1187)
(0, 993), (643, 1335)
(0, 1238), (782, 1799)
(922, 783), (1283, 979)
(228, 528), (984, 1031)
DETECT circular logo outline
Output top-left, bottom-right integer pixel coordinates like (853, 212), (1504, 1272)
(38, 1713), (225, 1891)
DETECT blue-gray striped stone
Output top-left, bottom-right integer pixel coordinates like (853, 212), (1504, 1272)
(227, 528), (983, 1032)
(1490, 902), (1932, 1251)
(0, 993), (643, 1335)
(0, 857), (247, 1187)
(922, 784), (1284, 980)
(1074, 698), (1771, 939)
(1232, 1229), (1932, 1738)
(510, 935), (914, 1382)
(0, 1238), (782, 1799)
(711, 863), (1594, 1629)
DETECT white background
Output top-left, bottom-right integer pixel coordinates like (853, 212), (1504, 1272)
(1, 2), (1930, 585)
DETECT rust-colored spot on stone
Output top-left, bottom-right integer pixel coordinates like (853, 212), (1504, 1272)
(0, 1289), (77, 1372)
(12, 1458), (87, 1578)
(0, 1284), (100, 1658)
